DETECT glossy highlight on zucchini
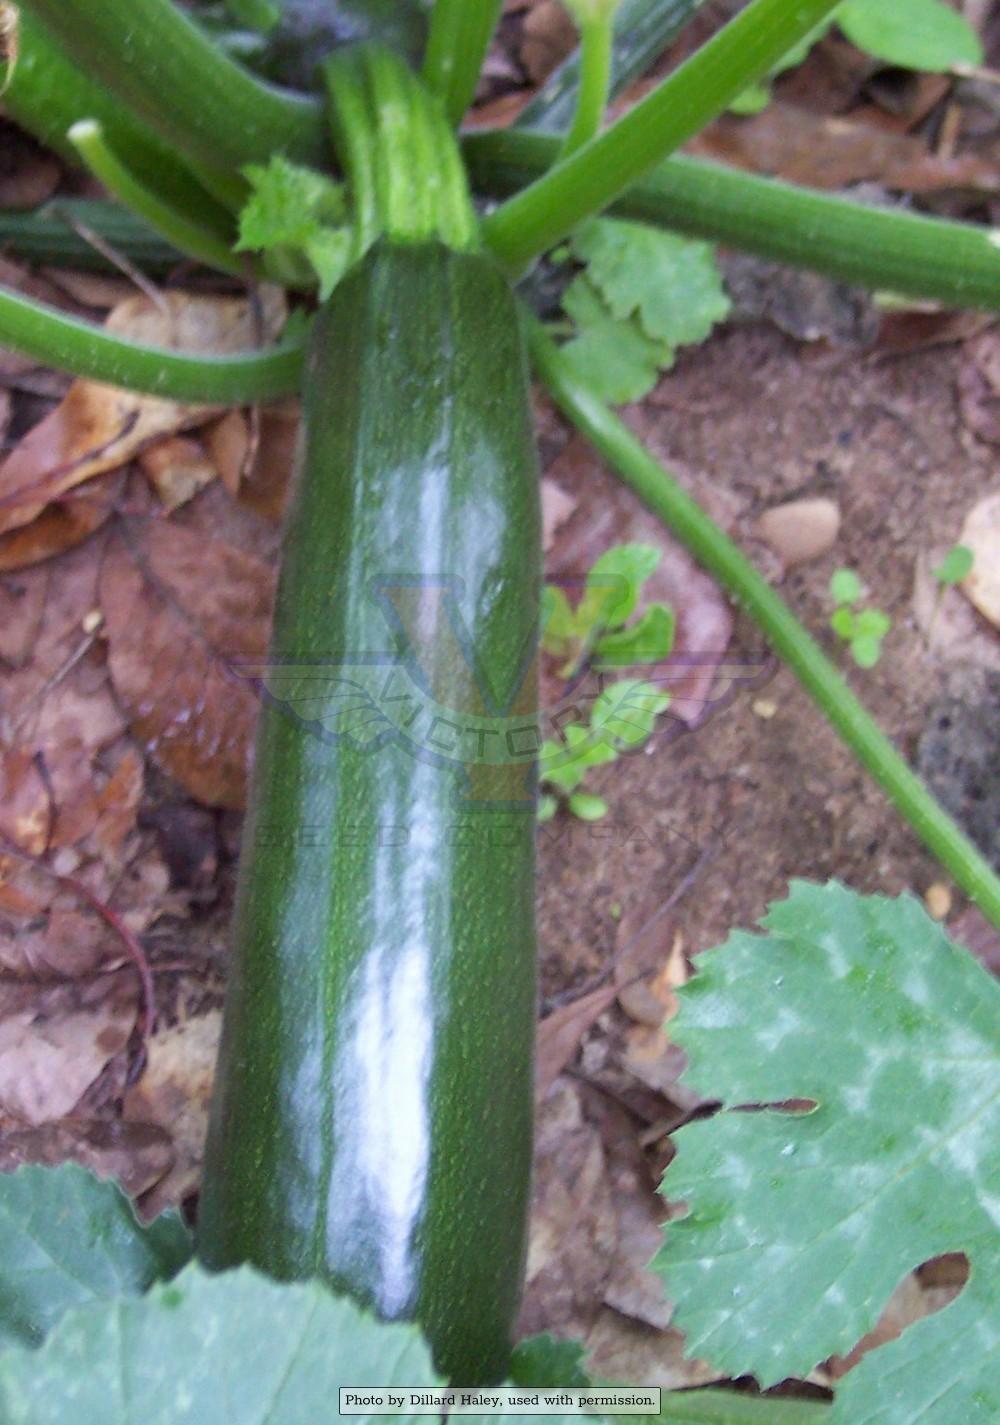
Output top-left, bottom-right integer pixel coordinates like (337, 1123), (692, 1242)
(197, 239), (541, 1385)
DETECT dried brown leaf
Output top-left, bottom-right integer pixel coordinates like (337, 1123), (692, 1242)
(139, 435), (216, 512)
(537, 983), (620, 1101)
(100, 518), (274, 808)
(693, 103), (1000, 192)
(0, 973), (135, 1124)
(0, 1117), (173, 1198)
(122, 1009), (221, 1213)
(0, 288), (286, 536)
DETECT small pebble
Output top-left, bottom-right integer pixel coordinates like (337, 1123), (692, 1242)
(754, 497), (841, 566)
(924, 883), (953, 921)
(753, 697), (778, 720)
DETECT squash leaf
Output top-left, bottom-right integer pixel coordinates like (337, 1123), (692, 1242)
(655, 880), (1000, 1420)
(559, 220), (729, 404)
(0, 1164), (190, 1351)
(0, 1264), (437, 1424)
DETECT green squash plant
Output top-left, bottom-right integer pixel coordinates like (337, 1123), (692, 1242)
(0, 0), (998, 1419)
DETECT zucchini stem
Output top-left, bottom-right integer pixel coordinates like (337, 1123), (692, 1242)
(16, 0), (326, 176)
(481, 0), (844, 271)
(324, 45), (478, 254)
(560, 14), (615, 158)
(6, 8), (240, 229)
(422, 0), (503, 128)
(68, 120), (248, 280)
(516, 0), (706, 135)
(528, 320), (1000, 931)
(0, 285), (305, 402)
(0, 200), (183, 274)
(467, 129), (1000, 312)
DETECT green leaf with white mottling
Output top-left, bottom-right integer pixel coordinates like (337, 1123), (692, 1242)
(655, 881), (1000, 1404)
(0, 1164), (191, 1350)
(830, 1250), (1000, 1423)
(0, 1263), (439, 1424)
(570, 220), (730, 350)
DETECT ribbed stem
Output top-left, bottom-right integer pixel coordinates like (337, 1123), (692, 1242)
(324, 45), (478, 252)
(0, 201), (182, 275)
(529, 320), (1000, 929)
(68, 121), (247, 279)
(0, 285), (304, 402)
(481, 0), (845, 271)
(5, 8), (238, 232)
(466, 128), (1000, 311)
(422, 0), (503, 127)
(17, 0), (326, 177)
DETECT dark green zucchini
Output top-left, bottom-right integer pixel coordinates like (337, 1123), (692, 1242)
(197, 239), (541, 1385)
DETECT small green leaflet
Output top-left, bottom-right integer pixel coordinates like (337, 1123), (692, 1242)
(238, 154), (351, 297)
(542, 544), (675, 674)
(559, 219), (730, 404)
(560, 278), (673, 405)
(932, 544), (975, 586)
(731, 0), (982, 113)
(838, 0), (983, 72)
(655, 881), (1000, 1422)
(0, 1164), (190, 1350)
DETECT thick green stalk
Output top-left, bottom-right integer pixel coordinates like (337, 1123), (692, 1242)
(68, 121), (247, 279)
(482, 0), (844, 271)
(4, 8), (237, 235)
(17, 0), (326, 177)
(325, 45), (478, 252)
(422, 0), (503, 127)
(561, 15), (615, 157)
(0, 286), (304, 402)
(517, 0), (707, 134)
(529, 321), (1000, 930)
(467, 129), (1000, 311)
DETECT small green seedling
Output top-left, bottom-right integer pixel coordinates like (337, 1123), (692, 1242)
(538, 676), (670, 821)
(541, 541), (676, 678)
(829, 567), (891, 669)
(926, 542), (974, 641)
(931, 543), (974, 587)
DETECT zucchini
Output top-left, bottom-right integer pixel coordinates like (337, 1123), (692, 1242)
(197, 238), (541, 1383)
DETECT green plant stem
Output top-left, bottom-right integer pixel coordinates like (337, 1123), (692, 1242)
(325, 45), (479, 252)
(517, 0), (707, 134)
(68, 121), (248, 280)
(0, 286), (304, 402)
(467, 129), (1000, 311)
(421, 0), (503, 127)
(17, 0), (326, 178)
(481, 0), (844, 271)
(561, 16), (615, 157)
(0, 201), (183, 275)
(528, 321), (1000, 930)
(5, 8), (238, 233)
